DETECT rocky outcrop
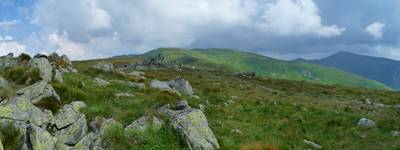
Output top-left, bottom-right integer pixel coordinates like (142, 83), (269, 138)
(0, 53), (18, 69)
(0, 139), (3, 150)
(23, 124), (58, 150)
(54, 69), (64, 83)
(92, 62), (114, 72)
(53, 101), (88, 146)
(16, 81), (61, 104)
(168, 77), (194, 95)
(159, 101), (219, 150)
(357, 118), (376, 128)
(125, 115), (164, 132)
(29, 57), (53, 82)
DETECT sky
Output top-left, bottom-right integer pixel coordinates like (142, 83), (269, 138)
(0, 0), (399, 60)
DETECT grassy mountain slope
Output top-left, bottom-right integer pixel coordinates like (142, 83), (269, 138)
(141, 48), (391, 90)
(298, 52), (400, 90)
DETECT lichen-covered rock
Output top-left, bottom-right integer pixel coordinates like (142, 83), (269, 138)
(0, 76), (9, 88)
(54, 101), (88, 146)
(160, 101), (219, 150)
(0, 96), (51, 126)
(73, 132), (103, 150)
(92, 62), (114, 72)
(94, 78), (110, 86)
(168, 77), (194, 95)
(357, 118), (376, 128)
(125, 115), (164, 132)
(25, 124), (58, 150)
(150, 80), (171, 90)
(54, 69), (64, 83)
(16, 80), (61, 104)
(0, 139), (3, 150)
(30, 57), (53, 82)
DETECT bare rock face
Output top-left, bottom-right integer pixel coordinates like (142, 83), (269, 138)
(54, 69), (64, 83)
(168, 76), (194, 95)
(29, 57), (53, 82)
(159, 101), (219, 150)
(16, 80), (61, 104)
(92, 62), (114, 72)
(125, 115), (164, 132)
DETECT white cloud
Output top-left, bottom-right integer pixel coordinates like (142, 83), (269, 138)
(4, 36), (13, 41)
(0, 20), (20, 27)
(371, 45), (400, 60)
(365, 21), (385, 40)
(257, 0), (345, 37)
(29, 0), (343, 59)
(0, 40), (28, 56)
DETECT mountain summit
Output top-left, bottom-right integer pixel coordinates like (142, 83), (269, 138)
(298, 51), (400, 90)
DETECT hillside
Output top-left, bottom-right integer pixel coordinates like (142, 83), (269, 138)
(0, 52), (399, 149)
(138, 48), (390, 90)
(297, 52), (400, 90)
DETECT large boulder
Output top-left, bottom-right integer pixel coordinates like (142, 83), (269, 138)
(0, 53), (18, 69)
(150, 80), (171, 90)
(0, 96), (51, 126)
(92, 62), (114, 72)
(16, 81), (61, 104)
(54, 69), (64, 83)
(53, 101), (88, 146)
(23, 124), (58, 150)
(73, 132), (103, 150)
(357, 118), (376, 128)
(125, 115), (164, 132)
(159, 101), (219, 150)
(29, 57), (53, 82)
(168, 77), (194, 95)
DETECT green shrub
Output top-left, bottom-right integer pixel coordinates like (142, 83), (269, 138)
(0, 123), (23, 150)
(17, 53), (31, 63)
(3, 66), (41, 85)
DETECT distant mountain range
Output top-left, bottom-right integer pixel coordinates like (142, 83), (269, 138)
(296, 51), (400, 90)
(135, 48), (390, 90)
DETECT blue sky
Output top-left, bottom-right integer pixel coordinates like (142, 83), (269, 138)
(0, 0), (399, 60)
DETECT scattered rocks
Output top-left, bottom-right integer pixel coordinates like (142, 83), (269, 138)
(125, 115), (164, 132)
(94, 78), (110, 86)
(357, 118), (376, 128)
(29, 57), (53, 82)
(159, 101), (220, 150)
(16, 80), (61, 104)
(303, 139), (322, 149)
(115, 93), (135, 98)
(92, 62), (114, 72)
(168, 76), (194, 95)
(233, 72), (256, 78)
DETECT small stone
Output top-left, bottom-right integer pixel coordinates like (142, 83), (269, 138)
(94, 78), (110, 86)
(115, 93), (135, 98)
(303, 139), (322, 149)
(231, 129), (242, 134)
(357, 118), (376, 128)
(391, 131), (400, 137)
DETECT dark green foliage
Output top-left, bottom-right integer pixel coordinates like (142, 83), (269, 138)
(35, 96), (62, 113)
(17, 53), (31, 63)
(0, 123), (23, 150)
(3, 65), (41, 85)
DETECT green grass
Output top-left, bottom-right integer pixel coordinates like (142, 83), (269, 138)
(54, 60), (400, 149)
(141, 48), (391, 90)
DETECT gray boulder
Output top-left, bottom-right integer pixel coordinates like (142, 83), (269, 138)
(54, 69), (64, 83)
(0, 77), (9, 88)
(125, 115), (164, 132)
(92, 62), (114, 72)
(159, 101), (219, 150)
(303, 139), (322, 149)
(0, 96), (51, 126)
(16, 80), (61, 104)
(30, 57), (53, 82)
(150, 80), (171, 90)
(23, 124), (58, 150)
(395, 105), (400, 113)
(94, 78), (110, 86)
(73, 132), (103, 150)
(168, 77), (194, 95)
(357, 118), (376, 128)
(53, 101), (88, 146)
